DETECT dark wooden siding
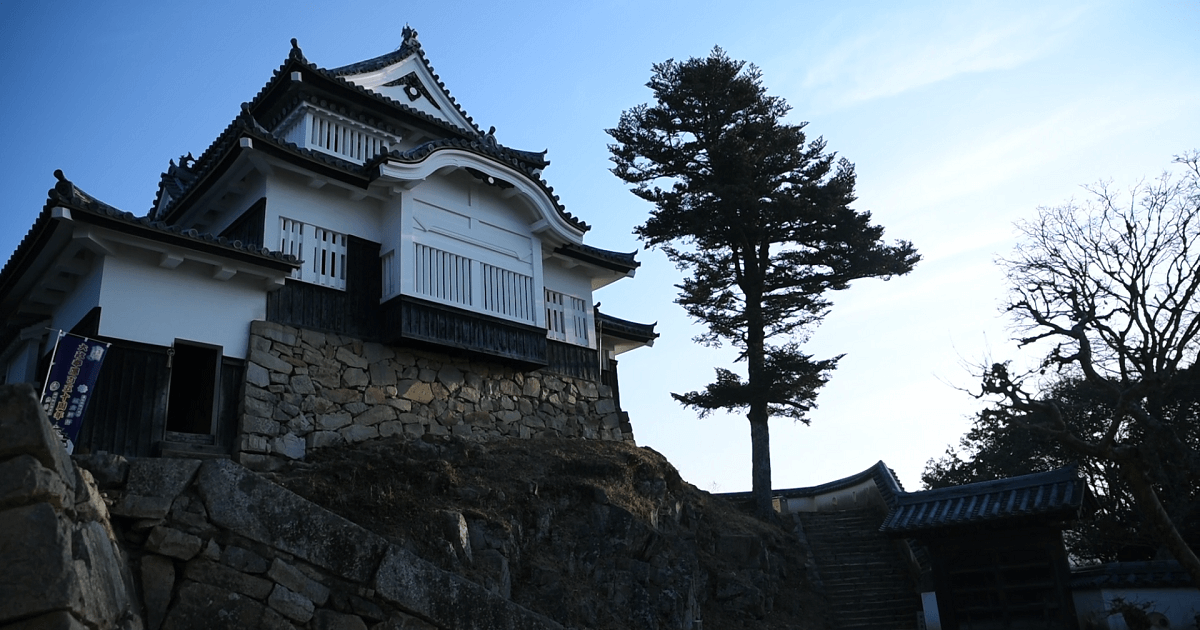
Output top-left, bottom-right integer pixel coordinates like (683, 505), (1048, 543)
(219, 197), (266, 249)
(77, 340), (170, 458)
(216, 357), (244, 453)
(382, 295), (548, 367)
(267, 236), (381, 339)
(545, 339), (600, 382)
(76, 340), (244, 458)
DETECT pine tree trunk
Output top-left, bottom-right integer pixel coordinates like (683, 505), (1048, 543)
(749, 412), (773, 519)
(1121, 460), (1200, 588)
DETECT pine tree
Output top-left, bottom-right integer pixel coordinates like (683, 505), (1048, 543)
(609, 48), (919, 518)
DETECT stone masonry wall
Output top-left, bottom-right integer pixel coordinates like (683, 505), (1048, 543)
(237, 320), (632, 472)
(0, 384), (141, 629)
(0, 382), (564, 630)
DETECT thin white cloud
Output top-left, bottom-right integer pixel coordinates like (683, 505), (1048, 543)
(803, 4), (1086, 107)
(885, 91), (1199, 216)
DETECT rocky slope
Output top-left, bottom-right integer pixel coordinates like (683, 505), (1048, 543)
(272, 435), (831, 630)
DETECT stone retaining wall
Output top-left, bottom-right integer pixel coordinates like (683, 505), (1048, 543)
(0, 382), (564, 630)
(0, 384), (141, 629)
(237, 321), (632, 472)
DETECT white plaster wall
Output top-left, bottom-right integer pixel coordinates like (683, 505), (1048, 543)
(206, 176), (268, 238)
(343, 57), (469, 132)
(779, 478), (884, 513)
(542, 259), (594, 303)
(47, 260), (105, 351)
(402, 172), (548, 325)
(263, 173), (384, 247)
(95, 249), (267, 359)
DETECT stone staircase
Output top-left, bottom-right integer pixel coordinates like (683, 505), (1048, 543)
(798, 508), (921, 630)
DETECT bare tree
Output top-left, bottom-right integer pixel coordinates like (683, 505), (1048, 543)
(980, 152), (1200, 584)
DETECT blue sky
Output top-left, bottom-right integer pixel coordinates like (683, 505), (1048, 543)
(2, 1), (1198, 491)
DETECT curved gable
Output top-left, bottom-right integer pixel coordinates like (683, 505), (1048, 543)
(332, 28), (477, 134)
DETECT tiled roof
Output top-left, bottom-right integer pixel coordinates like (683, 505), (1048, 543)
(1071, 561), (1194, 590)
(880, 466), (1085, 534)
(718, 461), (907, 507)
(0, 171), (300, 316)
(596, 311), (657, 343)
(554, 243), (636, 272)
(156, 36), (580, 232)
(54, 172), (298, 264)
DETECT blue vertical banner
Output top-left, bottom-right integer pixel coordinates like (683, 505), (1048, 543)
(40, 331), (110, 454)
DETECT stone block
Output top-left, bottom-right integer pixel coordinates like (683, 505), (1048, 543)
(0, 384), (74, 487)
(374, 545), (563, 630)
(354, 405), (396, 426)
(272, 433), (306, 460)
(437, 366), (464, 391)
(240, 434), (271, 454)
(363, 386), (386, 405)
(71, 451), (128, 489)
(244, 415), (280, 437)
(197, 459), (391, 583)
(255, 321), (297, 346)
(307, 431), (344, 449)
(343, 401), (369, 415)
(312, 410), (350, 429)
(595, 398), (617, 415)
(313, 609), (368, 630)
(522, 378), (541, 398)
(262, 606), (298, 630)
(185, 558), (273, 599)
(162, 581), (269, 630)
(249, 348), (294, 376)
(0, 454), (68, 510)
(290, 374), (316, 395)
(385, 398), (412, 412)
(378, 421), (403, 438)
(343, 368), (369, 388)
(335, 346), (369, 369)
(325, 388), (361, 404)
(111, 494), (174, 520)
(141, 555), (175, 630)
(361, 342), (394, 363)
(300, 328), (327, 348)
(0, 503), (81, 623)
(126, 458), (202, 501)
(268, 558), (330, 606)
(201, 538), (221, 561)
(246, 385), (276, 402)
(340, 424), (379, 443)
(397, 380), (434, 404)
(268, 584), (314, 623)
(246, 362), (271, 387)
(221, 545), (269, 574)
(243, 395), (277, 419)
(145, 525), (203, 560)
(368, 363), (397, 387)
(317, 412), (352, 431)
(285, 414), (313, 435)
(475, 549), (511, 599)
